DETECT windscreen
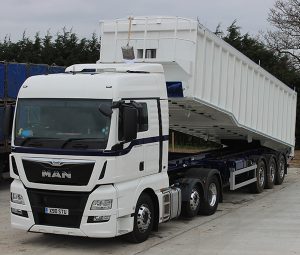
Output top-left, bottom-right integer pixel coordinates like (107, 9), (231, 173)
(14, 99), (112, 150)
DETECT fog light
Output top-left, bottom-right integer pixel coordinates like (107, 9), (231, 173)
(11, 208), (28, 218)
(11, 193), (25, 205)
(91, 199), (112, 210)
(87, 215), (111, 223)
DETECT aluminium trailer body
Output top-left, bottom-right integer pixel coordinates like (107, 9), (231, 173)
(99, 16), (297, 154)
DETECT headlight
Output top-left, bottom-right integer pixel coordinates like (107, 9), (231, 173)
(11, 193), (25, 205)
(90, 199), (112, 210)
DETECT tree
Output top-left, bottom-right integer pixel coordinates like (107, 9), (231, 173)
(264, 0), (300, 69)
(0, 28), (100, 66)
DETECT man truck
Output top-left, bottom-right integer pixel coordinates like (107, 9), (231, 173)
(7, 17), (297, 243)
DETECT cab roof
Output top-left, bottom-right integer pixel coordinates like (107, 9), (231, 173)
(18, 64), (167, 100)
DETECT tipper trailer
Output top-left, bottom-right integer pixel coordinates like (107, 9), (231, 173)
(8, 17), (297, 243)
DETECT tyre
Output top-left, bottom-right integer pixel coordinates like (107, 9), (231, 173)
(249, 158), (266, 193)
(124, 193), (154, 243)
(181, 184), (201, 218)
(275, 154), (286, 185)
(265, 157), (276, 189)
(199, 175), (220, 215)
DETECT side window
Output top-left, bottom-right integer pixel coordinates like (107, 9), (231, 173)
(138, 103), (148, 132)
(137, 49), (157, 59)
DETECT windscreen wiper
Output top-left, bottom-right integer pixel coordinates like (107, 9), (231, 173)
(61, 138), (105, 149)
(20, 137), (48, 146)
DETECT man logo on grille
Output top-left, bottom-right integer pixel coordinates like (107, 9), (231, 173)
(42, 170), (71, 179)
(49, 161), (65, 167)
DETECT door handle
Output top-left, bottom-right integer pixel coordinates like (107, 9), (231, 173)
(139, 161), (144, 171)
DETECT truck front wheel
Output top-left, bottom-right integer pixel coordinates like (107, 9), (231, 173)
(199, 175), (220, 215)
(124, 193), (154, 243)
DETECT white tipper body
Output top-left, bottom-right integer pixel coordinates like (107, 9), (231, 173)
(10, 64), (170, 237)
(99, 16), (297, 152)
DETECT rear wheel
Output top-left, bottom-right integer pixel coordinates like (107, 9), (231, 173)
(265, 157), (276, 189)
(249, 158), (266, 193)
(124, 193), (154, 243)
(275, 154), (286, 185)
(181, 185), (201, 218)
(199, 175), (220, 215)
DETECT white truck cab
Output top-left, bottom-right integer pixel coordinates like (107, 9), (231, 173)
(10, 64), (173, 241)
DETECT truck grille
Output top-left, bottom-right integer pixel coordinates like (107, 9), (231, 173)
(22, 159), (94, 186)
(27, 189), (89, 228)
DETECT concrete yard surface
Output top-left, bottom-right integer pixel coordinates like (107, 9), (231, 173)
(1, 168), (300, 255)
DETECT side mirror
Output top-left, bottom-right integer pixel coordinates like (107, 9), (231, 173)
(4, 105), (13, 138)
(98, 103), (113, 117)
(122, 105), (138, 142)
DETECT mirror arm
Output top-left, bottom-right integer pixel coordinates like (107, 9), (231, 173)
(112, 100), (125, 109)
(130, 101), (142, 110)
(111, 141), (125, 151)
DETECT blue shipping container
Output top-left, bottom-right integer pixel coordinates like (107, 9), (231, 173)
(28, 64), (48, 77)
(1, 63), (66, 100)
(0, 106), (4, 142)
(7, 63), (27, 99)
(49, 66), (65, 74)
(0, 64), (5, 100)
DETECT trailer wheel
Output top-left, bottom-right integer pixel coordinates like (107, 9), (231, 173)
(199, 175), (220, 215)
(124, 193), (154, 243)
(275, 154), (286, 185)
(265, 157), (276, 189)
(181, 185), (201, 218)
(249, 159), (266, 193)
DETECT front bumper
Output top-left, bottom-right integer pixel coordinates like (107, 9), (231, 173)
(10, 180), (132, 238)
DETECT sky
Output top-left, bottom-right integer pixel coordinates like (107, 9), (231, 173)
(0, 0), (277, 41)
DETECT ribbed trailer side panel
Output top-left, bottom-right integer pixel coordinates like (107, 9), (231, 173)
(191, 28), (297, 147)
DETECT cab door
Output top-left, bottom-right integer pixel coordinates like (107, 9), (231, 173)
(114, 99), (160, 182)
